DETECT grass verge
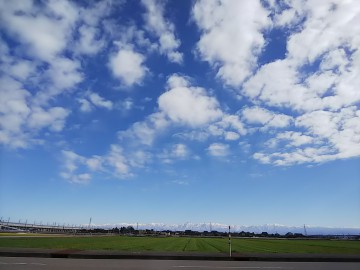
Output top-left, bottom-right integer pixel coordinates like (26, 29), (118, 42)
(0, 236), (359, 254)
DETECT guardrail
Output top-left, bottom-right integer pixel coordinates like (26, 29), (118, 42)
(0, 220), (83, 233)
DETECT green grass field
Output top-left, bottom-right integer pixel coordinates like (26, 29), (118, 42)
(0, 235), (359, 254)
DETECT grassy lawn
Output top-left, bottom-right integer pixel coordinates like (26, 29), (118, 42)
(0, 235), (359, 254)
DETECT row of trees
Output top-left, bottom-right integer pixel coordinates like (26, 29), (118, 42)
(84, 227), (307, 238)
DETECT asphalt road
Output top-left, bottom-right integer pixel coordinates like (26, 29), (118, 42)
(0, 257), (359, 270)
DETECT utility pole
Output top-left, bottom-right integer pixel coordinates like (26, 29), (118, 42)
(89, 218), (92, 235)
(304, 224), (307, 236)
(228, 225), (232, 257)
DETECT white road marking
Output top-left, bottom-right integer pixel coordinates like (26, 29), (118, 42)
(0, 261), (46, 266)
(173, 267), (293, 269)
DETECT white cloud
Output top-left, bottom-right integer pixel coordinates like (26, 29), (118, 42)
(75, 24), (105, 55)
(242, 106), (273, 125)
(158, 76), (222, 127)
(141, 0), (183, 63)
(0, 77), (30, 134)
(0, 75), (71, 149)
(265, 131), (315, 149)
(73, 0), (112, 55)
(60, 150), (91, 184)
(0, 0), (97, 111)
(78, 92), (113, 112)
(45, 57), (83, 92)
(78, 98), (92, 113)
(241, 1), (360, 166)
(172, 180), (189, 186)
(272, 0), (304, 27)
(242, 106), (293, 129)
(119, 112), (169, 146)
(207, 143), (229, 157)
(225, 131), (240, 141)
(61, 145), (145, 183)
(207, 114), (246, 141)
(127, 150), (152, 168)
(61, 150), (92, 184)
(106, 145), (131, 177)
(295, 107), (360, 160)
(172, 144), (188, 158)
(286, 1), (360, 65)
(254, 107), (360, 166)
(192, 0), (271, 86)
(8, 60), (35, 81)
(86, 156), (103, 171)
(79, 0), (113, 26)
(28, 107), (69, 132)
(88, 93), (113, 110)
(243, 1), (360, 112)
(0, 0), (78, 62)
(173, 113), (246, 143)
(166, 74), (190, 89)
(109, 46), (148, 86)
(159, 143), (189, 163)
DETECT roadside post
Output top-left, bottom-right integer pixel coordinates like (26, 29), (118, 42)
(229, 225), (232, 257)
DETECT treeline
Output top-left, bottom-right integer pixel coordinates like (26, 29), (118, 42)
(75, 227), (360, 240)
(78, 226), (306, 238)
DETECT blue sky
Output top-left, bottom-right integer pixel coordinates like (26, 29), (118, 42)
(0, 0), (359, 229)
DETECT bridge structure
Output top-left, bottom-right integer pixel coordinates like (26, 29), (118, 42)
(0, 220), (84, 234)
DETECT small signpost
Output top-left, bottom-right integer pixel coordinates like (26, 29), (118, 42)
(228, 225), (232, 257)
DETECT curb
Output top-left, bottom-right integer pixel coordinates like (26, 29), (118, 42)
(0, 249), (360, 262)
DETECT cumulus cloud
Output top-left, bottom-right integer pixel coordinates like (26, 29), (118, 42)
(27, 107), (69, 132)
(266, 131), (315, 148)
(159, 143), (189, 163)
(159, 76), (222, 127)
(78, 92), (114, 112)
(172, 144), (188, 158)
(61, 150), (91, 184)
(205, 114), (246, 141)
(207, 143), (229, 157)
(0, 0), (85, 101)
(0, 76), (70, 148)
(242, 106), (293, 129)
(173, 113), (246, 143)
(192, 0), (271, 86)
(0, 0), (111, 148)
(224, 131), (240, 141)
(108, 46), (148, 86)
(119, 112), (169, 146)
(106, 145), (131, 177)
(60, 145), (138, 183)
(74, 24), (105, 55)
(243, 1), (360, 112)
(45, 57), (83, 92)
(243, 0), (360, 166)
(141, 0), (183, 63)
(2, 0), (359, 175)
(166, 73), (190, 89)
(88, 93), (113, 110)
(255, 107), (360, 166)
(0, 0), (78, 62)
(7, 60), (35, 81)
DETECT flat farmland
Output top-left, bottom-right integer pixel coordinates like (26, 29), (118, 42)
(0, 235), (359, 254)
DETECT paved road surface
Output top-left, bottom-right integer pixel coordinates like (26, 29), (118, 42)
(0, 257), (359, 270)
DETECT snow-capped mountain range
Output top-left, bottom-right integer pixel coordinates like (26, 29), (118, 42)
(92, 222), (360, 235)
